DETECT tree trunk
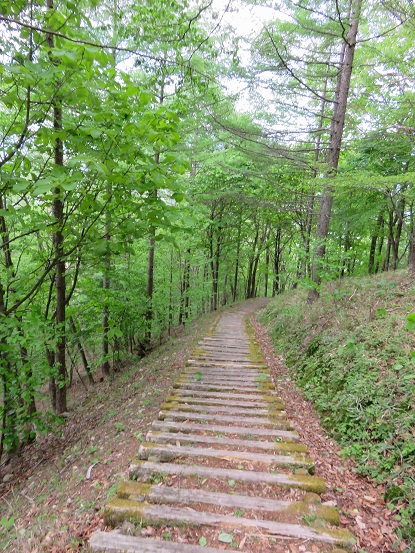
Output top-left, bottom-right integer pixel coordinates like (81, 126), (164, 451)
(308, 0), (362, 302)
(391, 198), (405, 270)
(232, 214), (242, 302)
(144, 75), (165, 344)
(46, 0), (67, 414)
(408, 204), (415, 274)
(369, 212), (384, 274)
(264, 246), (270, 297)
(383, 214), (392, 272)
(273, 228), (282, 296)
(69, 316), (94, 385)
(101, 204), (111, 378)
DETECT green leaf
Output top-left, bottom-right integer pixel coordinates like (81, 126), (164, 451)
(406, 313), (415, 331)
(194, 371), (202, 381)
(140, 92), (153, 105)
(0, 516), (17, 528)
(228, 479), (235, 487)
(89, 129), (102, 139)
(218, 532), (233, 544)
(199, 536), (207, 547)
(12, 182), (29, 193)
(33, 180), (54, 195)
(61, 181), (78, 191)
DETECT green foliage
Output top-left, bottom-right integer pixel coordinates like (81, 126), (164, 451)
(260, 273), (415, 549)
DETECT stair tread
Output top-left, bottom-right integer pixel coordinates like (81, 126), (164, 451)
(89, 531), (223, 552)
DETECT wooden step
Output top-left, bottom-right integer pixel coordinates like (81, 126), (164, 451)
(172, 389), (281, 402)
(179, 376), (273, 386)
(182, 369), (270, 378)
(89, 531), (224, 552)
(104, 500), (354, 548)
(138, 442), (313, 468)
(151, 420), (299, 439)
(129, 460), (326, 493)
(160, 401), (275, 416)
(176, 378), (273, 390)
(181, 371), (269, 382)
(116, 481), (339, 524)
(159, 410), (290, 427)
(198, 343), (251, 352)
(187, 360), (266, 369)
(173, 382), (273, 393)
(166, 394), (278, 409)
(146, 430), (307, 453)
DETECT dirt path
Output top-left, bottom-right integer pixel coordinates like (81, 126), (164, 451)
(90, 300), (355, 553)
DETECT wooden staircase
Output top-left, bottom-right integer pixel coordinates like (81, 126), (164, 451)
(89, 305), (355, 552)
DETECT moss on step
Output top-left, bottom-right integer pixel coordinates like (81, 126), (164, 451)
(117, 481), (152, 500)
(284, 501), (340, 526)
(288, 473), (326, 494)
(104, 499), (145, 526)
(316, 528), (355, 550)
(302, 492), (321, 504)
(188, 346), (206, 357)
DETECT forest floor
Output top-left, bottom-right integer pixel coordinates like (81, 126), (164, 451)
(0, 309), (221, 553)
(0, 294), (407, 552)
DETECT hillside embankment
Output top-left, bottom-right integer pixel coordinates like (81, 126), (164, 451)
(258, 271), (415, 551)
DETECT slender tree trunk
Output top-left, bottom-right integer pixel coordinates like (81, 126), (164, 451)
(146, 220), (156, 343)
(221, 274), (228, 306)
(0, 284), (13, 459)
(232, 214), (242, 302)
(309, 0), (362, 302)
(168, 250), (174, 335)
(264, 246), (270, 297)
(0, 195), (37, 436)
(391, 198), (405, 270)
(369, 212), (384, 274)
(383, 213), (393, 272)
(47, 0), (67, 414)
(376, 232), (384, 273)
(101, 204), (111, 378)
(179, 248), (190, 324)
(208, 205), (222, 312)
(273, 228), (282, 296)
(145, 75), (165, 344)
(47, 349), (57, 412)
(69, 316), (94, 385)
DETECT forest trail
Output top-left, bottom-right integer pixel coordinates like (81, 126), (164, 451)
(89, 300), (354, 553)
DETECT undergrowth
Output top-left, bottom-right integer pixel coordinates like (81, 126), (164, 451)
(259, 271), (415, 551)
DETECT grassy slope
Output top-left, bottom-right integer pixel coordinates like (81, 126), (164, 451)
(259, 270), (415, 548)
(0, 310), (220, 552)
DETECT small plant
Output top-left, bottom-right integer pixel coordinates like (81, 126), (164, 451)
(150, 472), (167, 484)
(303, 512), (317, 526)
(114, 421), (125, 432)
(218, 532), (233, 544)
(0, 516), (17, 529)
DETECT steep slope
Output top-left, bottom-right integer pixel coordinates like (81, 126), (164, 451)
(259, 271), (415, 550)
